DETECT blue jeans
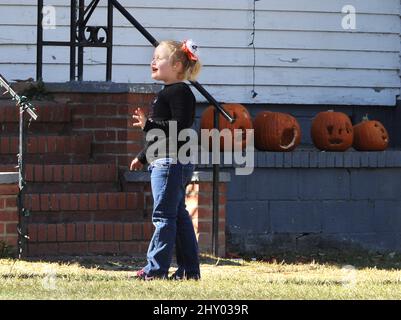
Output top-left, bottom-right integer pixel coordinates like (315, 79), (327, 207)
(144, 158), (200, 277)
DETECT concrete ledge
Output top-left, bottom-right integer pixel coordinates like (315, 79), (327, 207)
(44, 81), (162, 94)
(0, 172), (19, 184)
(254, 150), (401, 168)
(195, 150), (401, 169)
(123, 170), (231, 183)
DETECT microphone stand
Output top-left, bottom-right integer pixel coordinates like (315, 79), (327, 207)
(0, 74), (38, 258)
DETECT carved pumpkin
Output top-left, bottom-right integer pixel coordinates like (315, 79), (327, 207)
(254, 111), (301, 151)
(353, 116), (389, 151)
(200, 103), (253, 151)
(311, 110), (353, 151)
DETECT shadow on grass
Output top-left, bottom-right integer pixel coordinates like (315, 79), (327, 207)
(229, 248), (401, 270)
(8, 248), (401, 271)
(19, 253), (243, 272)
(20, 255), (146, 272)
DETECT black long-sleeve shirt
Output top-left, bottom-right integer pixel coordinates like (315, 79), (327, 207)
(136, 82), (196, 165)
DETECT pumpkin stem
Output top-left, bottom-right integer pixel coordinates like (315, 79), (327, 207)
(362, 114), (369, 121)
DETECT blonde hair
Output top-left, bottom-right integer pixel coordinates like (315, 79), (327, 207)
(159, 40), (202, 81)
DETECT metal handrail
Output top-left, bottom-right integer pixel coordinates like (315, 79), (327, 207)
(37, 0), (235, 256)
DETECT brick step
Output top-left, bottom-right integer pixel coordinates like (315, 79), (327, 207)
(25, 164), (117, 183)
(27, 222), (152, 242)
(0, 164), (18, 172)
(0, 122), (71, 135)
(0, 154), (91, 165)
(25, 182), (119, 194)
(0, 101), (71, 123)
(27, 241), (149, 257)
(26, 222), (153, 256)
(25, 192), (144, 213)
(26, 209), (146, 224)
(0, 135), (92, 155)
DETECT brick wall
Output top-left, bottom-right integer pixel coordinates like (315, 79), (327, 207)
(185, 182), (226, 257)
(0, 173), (19, 255)
(0, 171), (229, 257)
(57, 92), (157, 168)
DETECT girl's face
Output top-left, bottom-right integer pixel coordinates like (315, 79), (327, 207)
(151, 45), (182, 84)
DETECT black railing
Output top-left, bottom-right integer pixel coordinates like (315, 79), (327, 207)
(0, 74), (38, 258)
(36, 0), (234, 256)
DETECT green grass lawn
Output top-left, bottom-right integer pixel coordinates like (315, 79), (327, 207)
(1, 252), (401, 300)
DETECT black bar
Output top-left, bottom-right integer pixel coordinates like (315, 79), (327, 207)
(190, 81), (234, 124)
(82, 0), (100, 28)
(106, 0), (113, 81)
(83, 0), (97, 15)
(36, 0), (43, 81)
(42, 41), (75, 46)
(110, 0), (159, 47)
(77, 43), (109, 48)
(17, 101), (25, 258)
(42, 41), (109, 48)
(70, 0), (77, 81)
(78, 0), (85, 81)
(212, 108), (220, 257)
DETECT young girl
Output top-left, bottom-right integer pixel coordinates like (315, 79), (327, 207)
(130, 40), (202, 280)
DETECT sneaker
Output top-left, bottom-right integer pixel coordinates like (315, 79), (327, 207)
(136, 268), (146, 277)
(169, 271), (184, 281)
(169, 271), (200, 281)
(135, 269), (167, 281)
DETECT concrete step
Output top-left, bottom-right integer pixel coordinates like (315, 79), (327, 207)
(0, 135), (92, 155)
(22, 163), (119, 193)
(0, 122), (71, 135)
(0, 101), (71, 123)
(25, 182), (119, 194)
(24, 164), (117, 183)
(0, 154), (91, 165)
(26, 222), (153, 256)
(25, 192), (144, 213)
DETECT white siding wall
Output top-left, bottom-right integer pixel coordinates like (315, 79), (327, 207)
(0, 0), (400, 105)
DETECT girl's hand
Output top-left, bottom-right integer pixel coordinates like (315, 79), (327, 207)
(132, 107), (147, 130)
(130, 158), (143, 171)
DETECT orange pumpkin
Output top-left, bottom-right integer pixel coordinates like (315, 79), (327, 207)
(311, 110), (353, 151)
(200, 103), (253, 151)
(254, 111), (301, 151)
(353, 117), (389, 151)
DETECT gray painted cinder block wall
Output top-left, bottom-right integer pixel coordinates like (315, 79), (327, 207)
(225, 167), (401, 254)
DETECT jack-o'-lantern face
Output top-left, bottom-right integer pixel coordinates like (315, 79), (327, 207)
(353, 119), (389, 151)
(326, 122), (353, 146)
(311, 111), (353, 151)
(254, 111), (301, 151)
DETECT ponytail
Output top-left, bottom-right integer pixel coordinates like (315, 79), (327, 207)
(187, 60), (202, 81)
